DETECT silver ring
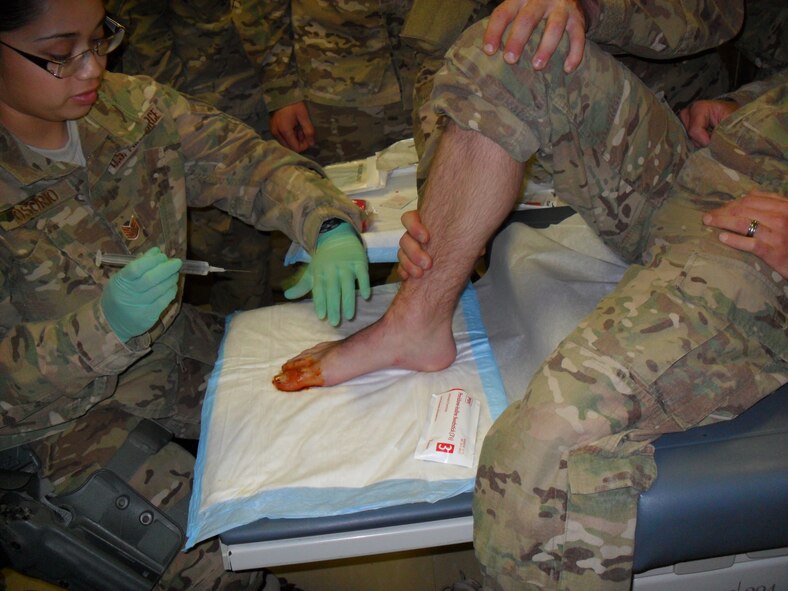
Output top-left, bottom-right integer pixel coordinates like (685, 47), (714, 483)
(746, 219), (759, 238)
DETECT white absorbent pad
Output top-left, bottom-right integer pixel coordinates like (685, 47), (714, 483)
(477, 215), (627, 401)
(186, 282), (508, 549)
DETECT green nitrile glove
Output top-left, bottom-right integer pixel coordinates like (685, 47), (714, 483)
(100, 247), (182, 342)
(284, 223), (370, 326)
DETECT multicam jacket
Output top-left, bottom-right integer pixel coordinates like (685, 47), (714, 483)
(0, 72), (362, 447)
(259, 0), (743, 114)
(587, 0), (743, 59)
(106, 0), (272, 131)
(259, 0), (498, 112)
(259, 0), (420, 111)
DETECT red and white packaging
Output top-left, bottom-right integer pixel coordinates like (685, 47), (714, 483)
(414, 388), (480, 468)
(352, 198), (372, 232)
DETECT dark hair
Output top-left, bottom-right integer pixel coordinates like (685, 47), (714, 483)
(1, 0), (47, 33)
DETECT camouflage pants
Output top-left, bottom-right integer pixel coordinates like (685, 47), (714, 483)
(427, 21), (787, 590)
(617, 50), (729, 111)
(14, 309), (266, 590)
(302, 100), (413, 166)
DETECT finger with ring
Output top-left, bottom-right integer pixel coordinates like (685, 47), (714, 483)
(746, 219), (759, 238)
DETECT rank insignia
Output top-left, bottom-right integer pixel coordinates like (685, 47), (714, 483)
(120, 215), (141, 241)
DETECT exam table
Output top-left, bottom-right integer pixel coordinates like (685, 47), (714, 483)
(219, 384), (787, 589)
(218, 213), (788, 591)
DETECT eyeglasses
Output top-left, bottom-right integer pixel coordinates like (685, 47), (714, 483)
(0, 16), (125, 79)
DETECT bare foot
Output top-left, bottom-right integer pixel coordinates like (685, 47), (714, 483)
(272, 291), (458, 391)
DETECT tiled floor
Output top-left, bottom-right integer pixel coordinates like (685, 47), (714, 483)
(273, 543), (483, 591)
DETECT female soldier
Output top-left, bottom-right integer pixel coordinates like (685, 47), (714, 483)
(0, 0), (368, 588)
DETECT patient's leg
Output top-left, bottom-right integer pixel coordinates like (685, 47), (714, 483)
(274, 123), (525, 391)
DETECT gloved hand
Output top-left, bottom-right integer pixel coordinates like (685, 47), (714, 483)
(284, 223), (370, 326)
(100, 247), (182, 342)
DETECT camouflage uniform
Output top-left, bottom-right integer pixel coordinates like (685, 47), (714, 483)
(0, 72), (363, 588)
(424, 18), (787, 591)
(415, 0), (745, 191)
(106, 0), (278, 315)
(260, 0), (493, 165)
(590, 0), (788, 109)
(596, 0), (744, 111)
(614, 0), (788, 110)
(735, 0), (788, 81)
(106, 0), (272, 136)
(615, 53), (728, 112)
(403, 0), (496, 156)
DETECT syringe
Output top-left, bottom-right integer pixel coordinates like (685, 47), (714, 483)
(96, 250), (239, 276)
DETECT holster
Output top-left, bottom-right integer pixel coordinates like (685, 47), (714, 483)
(0, 421), (184, 591)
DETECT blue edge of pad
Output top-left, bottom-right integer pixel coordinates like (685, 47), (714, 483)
(186, 282), (508, 549)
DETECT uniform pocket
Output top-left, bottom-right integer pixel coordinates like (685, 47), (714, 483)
(627, 251), (781, 429)
(6, 182), (101, 320)
(567, 435), (657, 495)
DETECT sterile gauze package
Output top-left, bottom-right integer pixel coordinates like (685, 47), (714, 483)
(414, 388), (481, 468)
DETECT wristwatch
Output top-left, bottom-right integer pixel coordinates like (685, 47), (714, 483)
(318, 218), (343, 234)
